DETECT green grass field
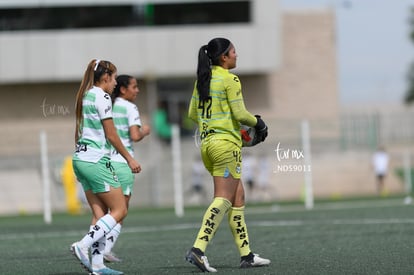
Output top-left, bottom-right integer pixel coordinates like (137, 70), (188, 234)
(1, 197), (414, 275)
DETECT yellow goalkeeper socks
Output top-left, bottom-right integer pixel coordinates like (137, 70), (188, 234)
(228, 206), (251, 257)
(193, 197), (232, 252)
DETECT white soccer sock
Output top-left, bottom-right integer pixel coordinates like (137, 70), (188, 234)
(104, 223), (122, 254)
(91, 236), (106, 269)
(79, 214), (117, 248)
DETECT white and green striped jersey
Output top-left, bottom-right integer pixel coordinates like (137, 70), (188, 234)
(111, 97), (141, 163)
(73, 86), (113, 163)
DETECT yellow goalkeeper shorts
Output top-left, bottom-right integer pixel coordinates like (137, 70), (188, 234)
(201, 138), (242, 179)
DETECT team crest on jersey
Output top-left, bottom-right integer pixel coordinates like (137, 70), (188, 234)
(236, 164), (241, 174)
(224, 167), (230, 178)
(105, 106), (111, 114)
(104, 94), (110, 100)
(233, 76), (239, 82)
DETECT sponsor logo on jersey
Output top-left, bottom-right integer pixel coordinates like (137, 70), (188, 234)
(105, 106), (111, 114)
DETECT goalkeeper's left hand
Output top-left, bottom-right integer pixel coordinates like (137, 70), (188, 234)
(253, 115), (268, 144)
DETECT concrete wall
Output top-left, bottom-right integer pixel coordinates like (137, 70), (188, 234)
(0, 0), (281, 83)
(0, 7), (363, 216)
(269, 9), (339, 121)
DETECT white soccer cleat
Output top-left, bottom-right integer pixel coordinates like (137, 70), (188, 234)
(185, 247), (217, 272)
(70, 242), (92, 272)
(103, 251), (122, 263)
(90, 266), (124, 275)
(240, 253), (271, 268)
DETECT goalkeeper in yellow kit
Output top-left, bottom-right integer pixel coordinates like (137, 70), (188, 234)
(185, 37), (270, 272)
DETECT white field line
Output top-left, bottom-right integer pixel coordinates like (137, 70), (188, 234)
(252, 218), (414, 227)
(248, 198), (413, 215)
(1, 198), (411, 241)
(2, 218), (414, 241)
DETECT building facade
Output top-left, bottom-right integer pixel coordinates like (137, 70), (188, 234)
(0, 0), (349, 214)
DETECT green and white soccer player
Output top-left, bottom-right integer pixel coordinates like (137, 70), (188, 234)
(104, 75), (150, 262)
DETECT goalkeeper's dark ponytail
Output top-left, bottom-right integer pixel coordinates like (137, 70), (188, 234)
(197, 45), (211, 101)
(196, 38), (232, 101)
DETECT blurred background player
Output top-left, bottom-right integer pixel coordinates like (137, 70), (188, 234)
(242, 151), (256, 195)
(71, 59), (141, 275)
(187, 154), (207, 205)
(372, 146), (389, 195)
(185, 37), (270, 272)
(152, 101), (172, 144)
(256, 152), (272, 201)
(103, 75), (151, 262)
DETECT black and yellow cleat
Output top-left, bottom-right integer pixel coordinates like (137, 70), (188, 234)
(185, 247), (217, 273)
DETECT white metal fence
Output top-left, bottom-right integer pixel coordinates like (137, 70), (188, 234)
(1, 110), (414, 216)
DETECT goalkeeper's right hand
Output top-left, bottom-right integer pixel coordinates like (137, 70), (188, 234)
(254, 115), (268, 143)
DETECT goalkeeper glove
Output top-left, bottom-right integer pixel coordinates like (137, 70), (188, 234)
(254, 115), (268, 144)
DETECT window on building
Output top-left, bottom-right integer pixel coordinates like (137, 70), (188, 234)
(0, 1), (250, 31)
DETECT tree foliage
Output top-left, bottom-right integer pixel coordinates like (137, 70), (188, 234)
(405, 8), (414, 104)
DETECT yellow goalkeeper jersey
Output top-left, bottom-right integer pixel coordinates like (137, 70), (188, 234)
(188, 65), (257, 147)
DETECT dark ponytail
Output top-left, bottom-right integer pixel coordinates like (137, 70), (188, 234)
(196, 45), (211, 101)
(196, 38), (232, 101)
(112, 74), (133, 103)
